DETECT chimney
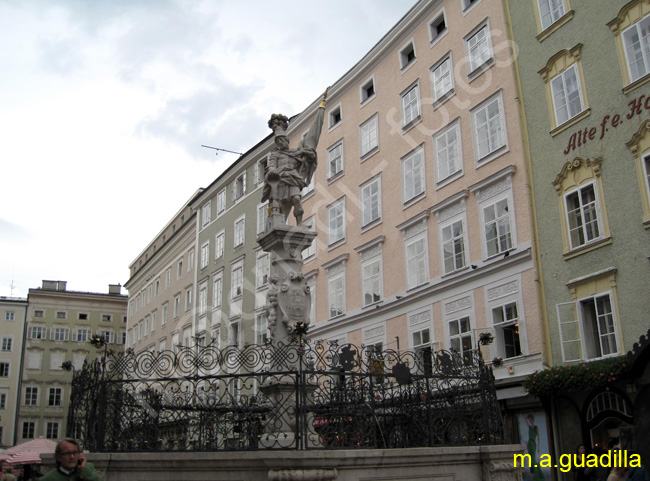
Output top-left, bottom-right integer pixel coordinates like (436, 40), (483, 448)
(42, 280), (67, 291)
(108, 284), (122, 295)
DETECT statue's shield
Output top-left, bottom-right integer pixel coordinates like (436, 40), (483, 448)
(277, 281), (311, 324)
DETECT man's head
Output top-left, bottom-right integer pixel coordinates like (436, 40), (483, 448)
(55, 438), (81, 470)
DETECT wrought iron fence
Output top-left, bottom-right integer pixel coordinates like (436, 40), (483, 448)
(67, 339), (503, 451)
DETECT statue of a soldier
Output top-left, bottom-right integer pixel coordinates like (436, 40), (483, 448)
(262, 91), (327, 225)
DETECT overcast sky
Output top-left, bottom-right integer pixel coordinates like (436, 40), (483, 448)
(0, 0), (416, 299)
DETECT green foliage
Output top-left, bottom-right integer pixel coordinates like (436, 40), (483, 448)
(523, 356), (628, 397)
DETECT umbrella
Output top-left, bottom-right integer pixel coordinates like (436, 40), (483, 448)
(5, 451), (43, 465)
(1, 438), (56, 457)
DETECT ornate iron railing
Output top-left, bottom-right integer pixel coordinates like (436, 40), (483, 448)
(67, 339), (503, 451)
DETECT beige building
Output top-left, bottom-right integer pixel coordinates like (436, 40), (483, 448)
(0, 296), (28, 447)
(125, 191), (201, 354)
(279, 0), (545, 430)
(18, 281), (127, 443)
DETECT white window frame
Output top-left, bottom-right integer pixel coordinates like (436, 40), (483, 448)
(1, 336), (12, 352)
(306, 275), (316, 325)
(28, 325), (46, 340)
(201, 201), (211, 228)
(174, 294), (181, 318)
(623, 14), (650, 83)
(328, 103), (342, 130)
(215, 230), (225, 260)
(564, 181), (603, 250)
(491, 301), (523, 360)
(404, 230), (429, 290)
(327, 140), (344, 180)
(428, 9), (448, 46)
(360, 114), (379, 159)
(327, 268), (346, 319)
(408, 308), (436, 375)
(213, 272), (223, 310)
(551, 64), (585, 126)
(48, 387), (62, 406)
(360, 175), (382, 229)
(361, 251), (383, 307)
(231, 260), (244, 300)
(199, 281), (208, 317)
(233, 171), (246, 201)
(431, 53), (454, 106)
(399, 39), (417, 70)
(200, 241), (210, 269)
(434, 119), (463, 185)
(256, 251), (270, 289)
(230, 321), (241, 347)
(234, 215), (245, 248)
(537, 0), (567, 31)
(465, 21), (493, 76)
(50, 327), (69, 342)
(440, 215), (468, 275)
(257, 202), (268, 235)
(327, 197), (346, 246)
(301, 215), (317, 261)
(216, 189), (226, 216)
(401, 83), (421, 128)
(471, 91), (507, 164)
(255, 311), (269, 345)
(360, 76), (376, 105)
(25, 386), (38, 406)
(402, 146), (426, 205)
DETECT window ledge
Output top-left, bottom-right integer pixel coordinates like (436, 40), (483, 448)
(467, 58), (494, 83)
(403, 192), (426, 210)
(550, 109), (591, 137)
(302, 189), (315, 201)
(623, 73), (650, 95)
(476, 144), (509, 167)
(433, 90), (455, 110)
(328, 121), (342, 133)
(536, 10), (574, 43)
(328, 313), (346, 322)
(328, 238), (346, 252)
(402, 115), (422, 134)
(327, 171), (344, 184)
(361, 218), (382, 234)
(400, 59), (418, 74)
(436, 170), (464, 190)
(441, 265), (470, 279)
(362, 300), (384, 310)
(360, 146), (379, 163)
(360, 94), (376, 108)
(563, 236), (612, 260)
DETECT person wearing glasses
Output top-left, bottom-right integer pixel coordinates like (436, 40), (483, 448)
(40, 438), (102, 481)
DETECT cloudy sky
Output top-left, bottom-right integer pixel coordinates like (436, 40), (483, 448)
(0, 0), (416, 299)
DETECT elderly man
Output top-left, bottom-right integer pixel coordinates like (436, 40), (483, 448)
(40, 438), (102, 481)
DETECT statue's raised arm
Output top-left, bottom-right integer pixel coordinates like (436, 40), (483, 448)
(262, 89), (328, 226)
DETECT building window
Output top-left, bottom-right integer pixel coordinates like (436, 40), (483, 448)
(449, 316), (473, 363)
(256, 252), (270, 288)
(234, 216), (245, 248)
(56, 311), (66, 319)
(27, 352), (41, 370)
(1, 337), (12, 352)
(462, 0), (481, 10)
(302, 173), (315, 197)
(177, 259), (183, 278)
(442, 219), (467, 274)
(402, 146), (426, 205)
(0, 362), (8, 377)
(5, 311), (15, 321)
(471, 92), (507, 163)
(257, 202), (268, 235)
(174, 295), (181, 318)
(302, 215), (316, 261)
(201, 201), (211, 228)
(465, 23), (493, 75)
(255, 312), (269, 345)
(329, 104), (342, 129)
(217, 188), (226, 216)
(429, 10), (447, 45)
(399, 40), (417, 69)
(46, 422), (59, 440)
(201, 241), (210, 269)
(401, 83), (421, 128)
(199, 282), (208, 317)
(28, 325), (46, 340)
(162, 303), (168, 326)
(78, 313), (88, 320)
(622, 12), (650, 83)
(185, 288), (192, 312)
(72, 327), (90, 342)
(255, 157), (268, 186)
(360, 114), (379, 158)
(328, 270), (345, 319)
(306, 276), (316, 325)
(538, 0), (566, 30)
(165, 268), (171, 288)
(482, 196), (513, 258)
(360, 175), (381, 228)
(48, 387), (62, 406)
(0, 391), (6, 410)
(230, 321), (241, 347)
(22, 422), (35, 439)
(431, 54), (454, 105)
(565, 182), (602, 249)
(50, 327), (69, 342)
(327, 197), (346, 246)
(34, 310), (43, 318)
(405, 232), (428, 290)
(361, 253), (382, 307)
(434, 119), (463, 184)
(213, 274), (223, 309)
(231, 262), (243, 299)
(215, 231), (225, 259)
(412, 327), (433, 375)
(551, 64), (585, 126)
(492, 302), (522, 359)
(233, 172), (246, 201)
(360, 77), (376, 104)
(327, 141), (344, 180)
(25, 387), (38, 406)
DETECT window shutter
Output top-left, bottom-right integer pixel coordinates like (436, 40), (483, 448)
(71, 329), (78, 342)
(232, 183), (236, 201)
(242, 171), (247, 195)
(557, 301), (582, 362)
(253, 163), (259, 185)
